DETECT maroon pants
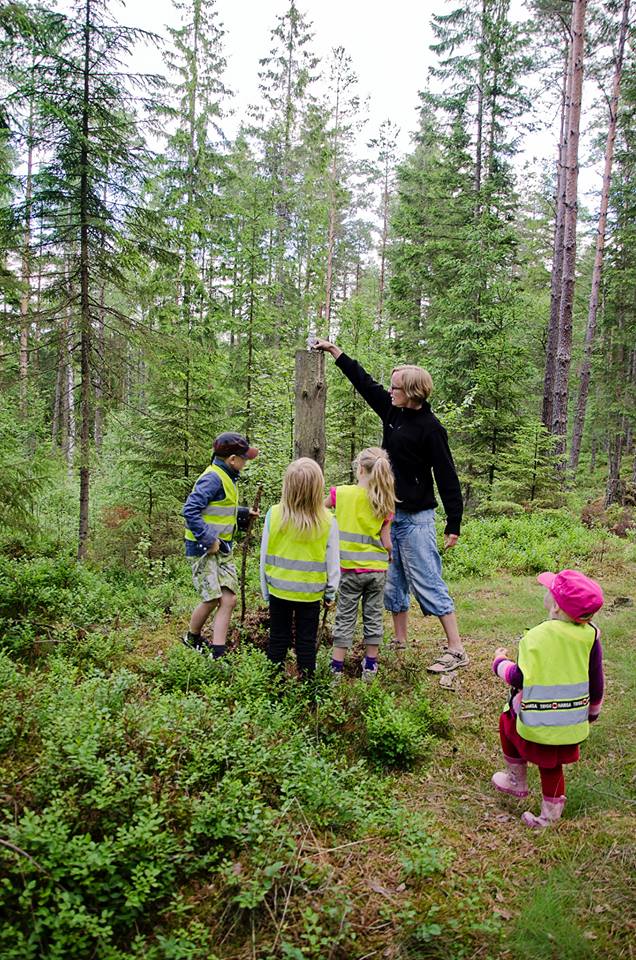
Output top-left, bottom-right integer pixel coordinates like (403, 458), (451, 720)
(500, 715), (565, 798)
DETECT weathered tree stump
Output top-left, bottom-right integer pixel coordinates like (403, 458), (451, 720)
(294, 349), (326, 470)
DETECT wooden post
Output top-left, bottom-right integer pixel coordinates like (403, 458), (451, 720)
(294, 350), (326, 469)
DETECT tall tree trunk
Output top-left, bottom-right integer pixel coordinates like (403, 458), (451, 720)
(19, 91), (34, 418)
(569, 0), (630, 472)
(474, 0), (486, 195)
(324, 78), (341, 337)
(52, 318), (66, 444)
(78, 0), (93, 560)
(605, 313), (627, 505)
(66, 332), (76, 474)
(543, 41), (571, 428)
(551, 0), (587, 467)
(294, 349), (326, 469)
(605, 431), (624, 506)
(244, 199), (258, 439)
(378, 159), (389, 323)
(94, 181), (107, 451)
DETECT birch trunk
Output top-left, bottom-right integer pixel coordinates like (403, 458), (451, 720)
(378, 159), (389, 323)
(324, 78), (341, 339)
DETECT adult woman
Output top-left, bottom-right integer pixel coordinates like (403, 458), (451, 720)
(313, 339), (468, 673)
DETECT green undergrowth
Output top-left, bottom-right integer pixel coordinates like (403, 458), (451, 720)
(0, 553), (193, 657)
(442, 508), (630, 579)
(0, 641), (452, 959)
(1, 518), (635, 959)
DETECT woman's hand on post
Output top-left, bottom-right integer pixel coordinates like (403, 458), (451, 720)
(312, 338), (342, 360)
(444, 533), (459, 549)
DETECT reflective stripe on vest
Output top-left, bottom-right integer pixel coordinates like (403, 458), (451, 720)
(516, 619), (597, 746)
(264, 504), (330, 602)
(184, 464), (238, 543)
(334, 485), (389, 571)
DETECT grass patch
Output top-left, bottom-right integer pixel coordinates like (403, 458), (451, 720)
(508, 867), (594, 960)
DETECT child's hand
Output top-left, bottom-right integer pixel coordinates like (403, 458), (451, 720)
(207, 540), (221, 555)
(323, 598), (335, 610)
(248, 508), (260, 520)
(494, 646), (509, 660)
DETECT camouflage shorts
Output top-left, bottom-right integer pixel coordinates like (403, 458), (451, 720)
(189, 551), (239, 602)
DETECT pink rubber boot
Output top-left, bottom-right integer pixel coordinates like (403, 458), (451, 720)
(521, 795), (566, 828)
(491, 758), (529, 798)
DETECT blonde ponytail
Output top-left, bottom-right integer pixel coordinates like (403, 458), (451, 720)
(355, 447), (396, 519)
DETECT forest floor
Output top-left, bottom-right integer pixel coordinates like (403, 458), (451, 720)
(383, 565), (636, 960)
(148, 563), (636, 960)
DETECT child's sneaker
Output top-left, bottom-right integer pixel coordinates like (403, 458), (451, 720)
(181, 632), (206, 653)
(361, 663), (378, 683)
(330, 658), (345, 685)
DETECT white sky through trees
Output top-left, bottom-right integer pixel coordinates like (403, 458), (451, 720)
(124, 0), (435, 150)
(119, 0), (601, 204)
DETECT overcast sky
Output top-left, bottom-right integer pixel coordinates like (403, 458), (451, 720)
(119, 0), (601, 202)
(124, 0), (437, 155)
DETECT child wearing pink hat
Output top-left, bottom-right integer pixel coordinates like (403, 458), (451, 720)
(491, 569), (605, 828)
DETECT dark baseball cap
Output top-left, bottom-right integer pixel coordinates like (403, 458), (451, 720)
(213, 432), (259, 460)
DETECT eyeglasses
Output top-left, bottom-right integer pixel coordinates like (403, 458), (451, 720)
(389, 384), (404, 392)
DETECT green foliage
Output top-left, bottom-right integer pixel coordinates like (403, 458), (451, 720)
(0, 633), (450, 957)
(0, 649), (32, 753)
(509, 868), (594, 960)
(443, 509), (603, 578)
(393, 808), (448, 881)
(0, 392), (54, 548)
(0, 554), (191, 659)
(363, 685), (433, 769)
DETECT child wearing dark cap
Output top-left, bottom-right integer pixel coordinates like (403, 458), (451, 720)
(182, 432), (259, 658)
(491, 569), (605, 828)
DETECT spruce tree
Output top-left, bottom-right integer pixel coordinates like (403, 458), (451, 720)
(30, 0), (162, 558)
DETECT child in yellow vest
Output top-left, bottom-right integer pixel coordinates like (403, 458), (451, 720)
(183, 432), (259, 659)
(327, 447), (396, 682)
(491, 569), (605, 828)
(260, 458), (340, 678)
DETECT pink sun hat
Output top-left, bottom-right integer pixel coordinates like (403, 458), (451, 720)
(537, 569), (604, 623)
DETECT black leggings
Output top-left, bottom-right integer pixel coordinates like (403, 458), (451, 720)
(268, 596), (320, 677)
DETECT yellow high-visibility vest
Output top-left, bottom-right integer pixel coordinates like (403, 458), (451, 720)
(184, 464), (238, 544)
(264, 504), (331, 602)
(334, 485), (389, 571)
(516, 618), (597, 746)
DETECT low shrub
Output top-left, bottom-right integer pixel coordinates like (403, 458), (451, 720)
(0, 640), (449, 958)
(443, 509), (604, 578)
(363, 687), (432, 769)
(0, 555), (192, 662)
